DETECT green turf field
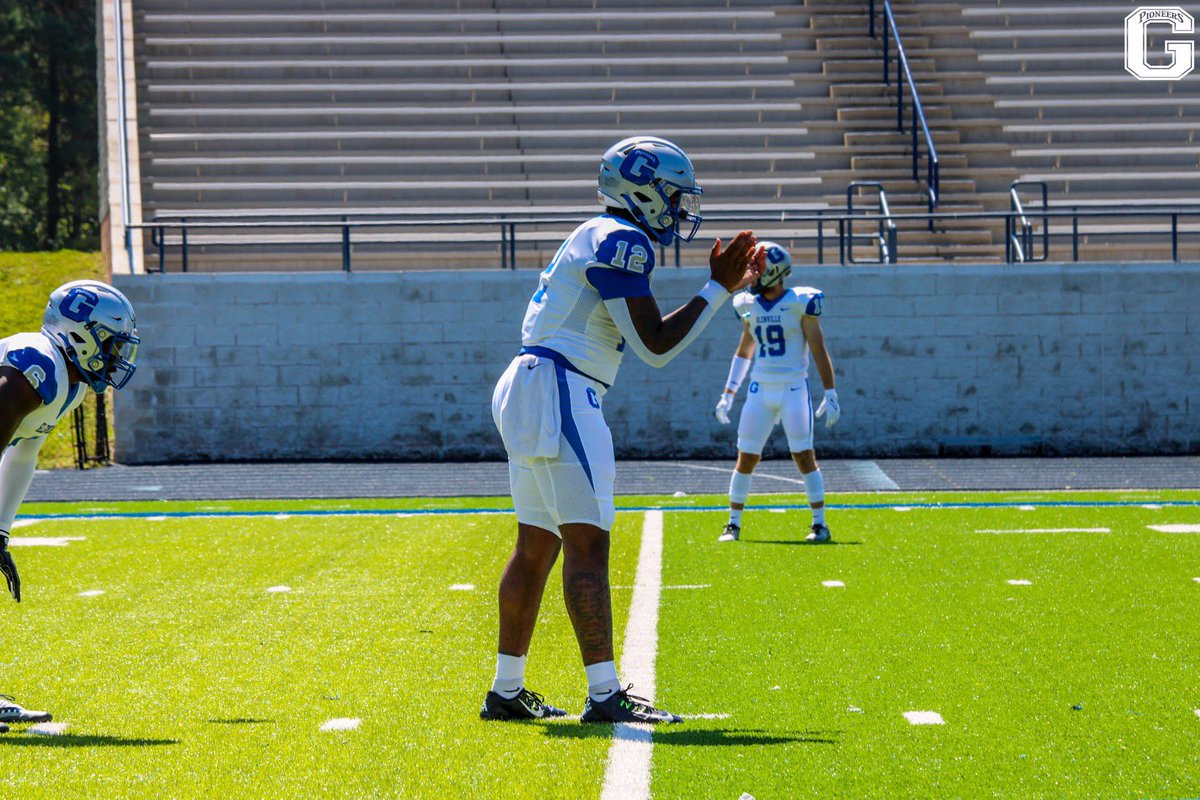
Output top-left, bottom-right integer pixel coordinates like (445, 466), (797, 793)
(2, 491), (1198, 799)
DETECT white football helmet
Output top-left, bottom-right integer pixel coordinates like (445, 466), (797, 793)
(597, 136), (703, 246)
(42, 280), (140, 392)
(752, 241), (793, 294)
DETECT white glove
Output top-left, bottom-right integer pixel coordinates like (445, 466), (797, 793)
(815, 389), (840, 428)
(714, 393), (735, 425)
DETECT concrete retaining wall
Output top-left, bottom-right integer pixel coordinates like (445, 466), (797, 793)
(113, 262), (1199, 462)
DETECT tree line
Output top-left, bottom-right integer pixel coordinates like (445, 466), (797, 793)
(1, 0), (99, 252)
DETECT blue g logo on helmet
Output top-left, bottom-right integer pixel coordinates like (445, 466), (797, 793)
(766, 246), (787, 264)
(60, 288), (100, 322)
(619, 149), (660, 186)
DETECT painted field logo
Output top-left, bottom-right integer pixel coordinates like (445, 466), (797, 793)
(1125, 6), (1196, 80)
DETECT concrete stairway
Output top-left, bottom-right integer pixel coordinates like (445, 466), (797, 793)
(913, 0), (1200, 262)
(795, 0), (1019, 262)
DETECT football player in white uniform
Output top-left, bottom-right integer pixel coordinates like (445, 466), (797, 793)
(713, 243), (840, 544)
(0, 280), (139, 732)
(482, 136), (765, 724)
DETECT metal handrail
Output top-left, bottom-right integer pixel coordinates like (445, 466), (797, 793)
(845, 182), (898, 265)
(1007, 180), (1049, 263)
(134, 205), (1200, 271)
(871, 0), (940, 230)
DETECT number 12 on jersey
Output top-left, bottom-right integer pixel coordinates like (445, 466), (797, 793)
(754, 324), (786, 357)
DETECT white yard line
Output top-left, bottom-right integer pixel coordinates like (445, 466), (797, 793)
(8, 537), (86, 547)
(903, 711), (944, 725)
(670, 462), (807, 487)
(973, 528), (1110, 534)
(1149, 524), (1200, 533)
(843, 461), (900, 491)
(599, 509), (664, 800)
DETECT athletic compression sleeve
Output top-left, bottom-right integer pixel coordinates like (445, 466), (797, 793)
(604, 280), (731, 369)
(0, 438), (42, 533)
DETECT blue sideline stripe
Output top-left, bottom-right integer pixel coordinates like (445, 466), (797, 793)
(555, 363), (594, 489)
(16, 499), (1200, 523)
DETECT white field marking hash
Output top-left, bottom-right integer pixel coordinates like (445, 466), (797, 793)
(1018, 505), (1037, 511)
(679, 713), (731, 720)
(662, 584), (710, 590)
(265, 585), (292, 593)
(273, 514), (290, 520)
(1195, 709), (1200, 719)
(1007, 579), (1033, 586)
(146, 516), (167, 522)
(28, 722), (69, 736)
(600, 510), (664, 800)
(1142, 504), (1163, 510)
(320, 718), (361, 732)
(769, 508), (787, 513)
(973, 528), (1110, 534)
(78, 590), (106, 597)
(10, 519), (38, 529)
(1149, 524), (1200, 533)
(449, 583), (475, 591)
(903, 711), (945, 725)
(8, 537), (85, 547)
(892, 506), (912, 512)
(822, 580), (845, 588)
(1193, 577), (1200, 584)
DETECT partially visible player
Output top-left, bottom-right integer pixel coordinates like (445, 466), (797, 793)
(0, 279), (140, 732)
(482, 136), (764, 724)
(713, 243), (840, 543)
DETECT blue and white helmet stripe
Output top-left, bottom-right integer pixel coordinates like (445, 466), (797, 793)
(41, 280), (140, 393)
(597, 136), (703, 246)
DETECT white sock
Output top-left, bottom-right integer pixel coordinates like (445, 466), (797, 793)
(491, 653), (526, 699)
(585, 660), (621, 702)
(729, 470), (753, 506)
(804, 469), (826, 525)
(729, 507), (744, 527)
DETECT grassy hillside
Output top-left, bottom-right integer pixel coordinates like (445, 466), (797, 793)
(0, 251), (109, 469)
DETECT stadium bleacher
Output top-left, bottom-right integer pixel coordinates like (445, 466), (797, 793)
(131, 0), (1199, 270)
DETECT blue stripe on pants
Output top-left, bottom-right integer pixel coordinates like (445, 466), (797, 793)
(555, 364), (594, 489)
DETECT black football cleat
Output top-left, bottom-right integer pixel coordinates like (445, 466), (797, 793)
(0, 695), (51, 725)
(805, 523), (832, 544)
(479, 688), (568, 721)
(718, 523), (740, 542)
(0, 722), (8, 734)
(581, 685), (682, 724)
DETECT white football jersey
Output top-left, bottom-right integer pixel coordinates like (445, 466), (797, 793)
(731, 286), (824, 382)
(0, 332), (87, 445)
(520, 214), (658, 387)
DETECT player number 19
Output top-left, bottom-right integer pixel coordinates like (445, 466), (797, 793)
(754, 324), (786, 357)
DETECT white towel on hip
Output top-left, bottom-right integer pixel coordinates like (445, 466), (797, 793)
(493, 354), (561, 459)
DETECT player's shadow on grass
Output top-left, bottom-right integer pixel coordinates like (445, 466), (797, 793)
(542, 726), (837, 747)
(0, 733), (178, 748)
(742, 539), (863, 546)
